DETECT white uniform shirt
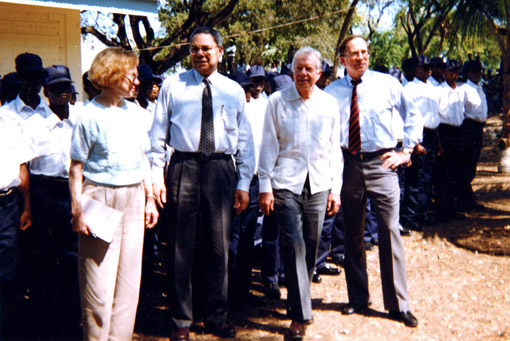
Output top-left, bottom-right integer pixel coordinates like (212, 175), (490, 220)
(427, 76), (443, 87)
(258, 84), (343, 195)
(461, 79), (488, 123)
(245, 96), (268, 172)
(438, 83), (466, 127)
(404, 78), (441, 129)
(0, 110), (35, 189)
(23, 106), (80, 178)
(2, 95), (53, 123)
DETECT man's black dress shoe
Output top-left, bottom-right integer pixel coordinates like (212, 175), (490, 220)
(399, 226), (413, 236)
(206, 322), (236, 338)
(264, 280), (281, 300)
(312, 271), (322, 283)
(287, 320), (306, 340)
(341, 303), (369, 315)
(316, 264), (342, 276)
(170, 327), (190, 341)
(389, 311), (418, 328)
(332, 254), (345, 267)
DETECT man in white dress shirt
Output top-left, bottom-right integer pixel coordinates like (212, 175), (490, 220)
(149, 26), (254, 340)
(258, 47), (342, 339)
(325, 36), (421, 328)
(458, 60), (488, 212)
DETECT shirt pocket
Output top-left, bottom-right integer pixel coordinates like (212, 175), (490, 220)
(221, 105), (238, 132)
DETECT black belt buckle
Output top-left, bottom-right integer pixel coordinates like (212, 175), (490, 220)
(359, 153), (369, 161)
(200, 152), (211, 160)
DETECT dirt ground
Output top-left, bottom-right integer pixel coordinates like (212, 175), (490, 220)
(133, 116), (510, 340)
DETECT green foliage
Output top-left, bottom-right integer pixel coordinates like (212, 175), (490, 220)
(369, 28), (410, 69)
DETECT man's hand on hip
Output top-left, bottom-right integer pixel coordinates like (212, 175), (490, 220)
(381, 150), (412, 170)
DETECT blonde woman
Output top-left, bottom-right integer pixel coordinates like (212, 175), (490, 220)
(69, 47), (158, 340)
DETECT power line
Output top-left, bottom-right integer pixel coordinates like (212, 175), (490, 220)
(134, 6), (350, 52)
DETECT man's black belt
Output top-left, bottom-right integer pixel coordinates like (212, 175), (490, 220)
(30, 174), (69, 183)
(343, 148), (393, 161)
(174, 150), (232, 161)
(463, 117), (485, 128)
(0, 187), (18, 206)
(30, 174), (70, 196)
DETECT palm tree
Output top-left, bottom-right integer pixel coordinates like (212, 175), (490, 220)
(451, 0), (510, 167)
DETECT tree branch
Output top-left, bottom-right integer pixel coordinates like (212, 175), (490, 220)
(332, 0), (360, 79)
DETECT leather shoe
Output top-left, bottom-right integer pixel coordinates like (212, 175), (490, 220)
(312, 271), (322, 283)
(287, 321), (306, 340)
(170, 327), (189, 341)
(264, 281), (281, 300)
(389, 311), (418, 328)
(371, 237), (379, 246)
(206, 322), (236, 338)
(342, 303), (369, 315)
(317, 264), (342, 276)
(399, 226), (413, 236)
(332, 254), (345, 267)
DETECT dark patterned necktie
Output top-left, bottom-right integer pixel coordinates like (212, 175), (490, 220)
(199, 78), (214, 156)
(348, 78), (362, 155)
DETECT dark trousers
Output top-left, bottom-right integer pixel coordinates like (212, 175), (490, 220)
(316, 209), (344, 269)
(0, 189), (19, 338)
(27, 175), (81, 337)
(436, 123), (464, 219)
(458, 118), (485, 210)
(273, 178), (328, 322)
(260, 211), (282, 284)
(165, 152), (237, 328)
(228, 175), (262, 300)
(364, 198), (379, 242)
(402, 128), (438, 225)
(341, 150), (410, 311)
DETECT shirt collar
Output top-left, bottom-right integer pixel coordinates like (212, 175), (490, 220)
(466, 79), (480, 88)
(14, 94), (46, 113)
(192, 68), (221, 88)
(281, 83), (319, 102)
(345, 70), (369, 87)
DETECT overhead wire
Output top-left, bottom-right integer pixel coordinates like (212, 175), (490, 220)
(134, 6), (351, 52)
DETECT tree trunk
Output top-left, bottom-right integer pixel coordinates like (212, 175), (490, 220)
(332, 0), (360, 80)
(497, 33), (510, 172)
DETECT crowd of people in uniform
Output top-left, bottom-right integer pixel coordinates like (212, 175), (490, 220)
(0, 26), (493, 340)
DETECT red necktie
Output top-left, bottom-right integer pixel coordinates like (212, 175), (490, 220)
(348, 78), (362, 155)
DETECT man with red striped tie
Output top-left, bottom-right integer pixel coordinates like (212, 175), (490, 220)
(325, 35), (422, 328)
